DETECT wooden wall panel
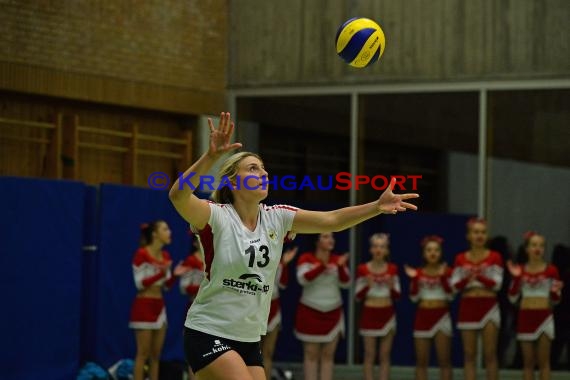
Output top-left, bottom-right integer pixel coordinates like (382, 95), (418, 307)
(229, 0), (570, 87)
(0, 92), (194, 187)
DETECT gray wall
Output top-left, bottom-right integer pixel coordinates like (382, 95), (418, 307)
(448, 151), (570, 257)
(229, 0), (570, 87)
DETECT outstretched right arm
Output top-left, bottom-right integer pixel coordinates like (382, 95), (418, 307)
(168, 112), (242, 229)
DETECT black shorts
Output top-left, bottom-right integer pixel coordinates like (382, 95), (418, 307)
(184, 327), (264, 373)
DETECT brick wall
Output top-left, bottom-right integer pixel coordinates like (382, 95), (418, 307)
(0, 0), (228, 114)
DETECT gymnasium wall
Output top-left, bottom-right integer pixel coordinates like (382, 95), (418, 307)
(229, 0), (570, 87)
(0, 1), (227, 114)
(0, 92), (195, 186)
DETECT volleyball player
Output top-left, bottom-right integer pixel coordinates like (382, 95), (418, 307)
(168, 112), (419, 380)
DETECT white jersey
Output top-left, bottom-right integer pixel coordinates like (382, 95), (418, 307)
(185, 202), (297, 342)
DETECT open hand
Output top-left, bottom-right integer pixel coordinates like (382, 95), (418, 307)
(378, 177), (419, 214)
(207, 112), (243, 158)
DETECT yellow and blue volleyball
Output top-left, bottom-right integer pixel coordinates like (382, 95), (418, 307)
(335, 17), (386, 68)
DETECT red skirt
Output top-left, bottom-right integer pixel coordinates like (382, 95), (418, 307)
(516, 309), (554, 341)
(267, 298), (282, 333)
(359, 305), (396, 337)
(457, 297), (500, 330)
(129, 297), (167, 330)
(294, 303), (344, 343)
(413, 307), (452, 338)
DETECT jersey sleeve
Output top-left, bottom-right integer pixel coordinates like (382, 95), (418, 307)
(273, 204), (299, 238)
(296, 253), (325, 286)
(206, 201), (226, 231)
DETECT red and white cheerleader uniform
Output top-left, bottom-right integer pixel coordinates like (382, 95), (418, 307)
(267, 261), (289, 333)
(355, 263), (401, 337)
(294, 253), (351, 342)
(508, 264), (562, 341)
(451, 251), (503, 330)
(179, 254), (205, 307)
(129, 247), (175, 329)
(409, 268), (454, 338)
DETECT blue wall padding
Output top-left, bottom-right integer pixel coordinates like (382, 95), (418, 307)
(93, 184), (191, 367)
(0, 177), (85, 380)
(80, 185), (100, 364)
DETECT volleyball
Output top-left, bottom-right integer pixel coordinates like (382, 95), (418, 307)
(335, 17), (386, 68)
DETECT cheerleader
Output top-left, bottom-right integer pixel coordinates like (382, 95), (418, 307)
(451, 218), (503, 380)
(174, 238), (205, 307)
(507, 232), (564, 380)
(294, 232), (350, 380)
(356, 233), (401, 380)
(129, 221), (175, 380)
(260, 245), (297, 380)
(404, 235), (453, 380)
